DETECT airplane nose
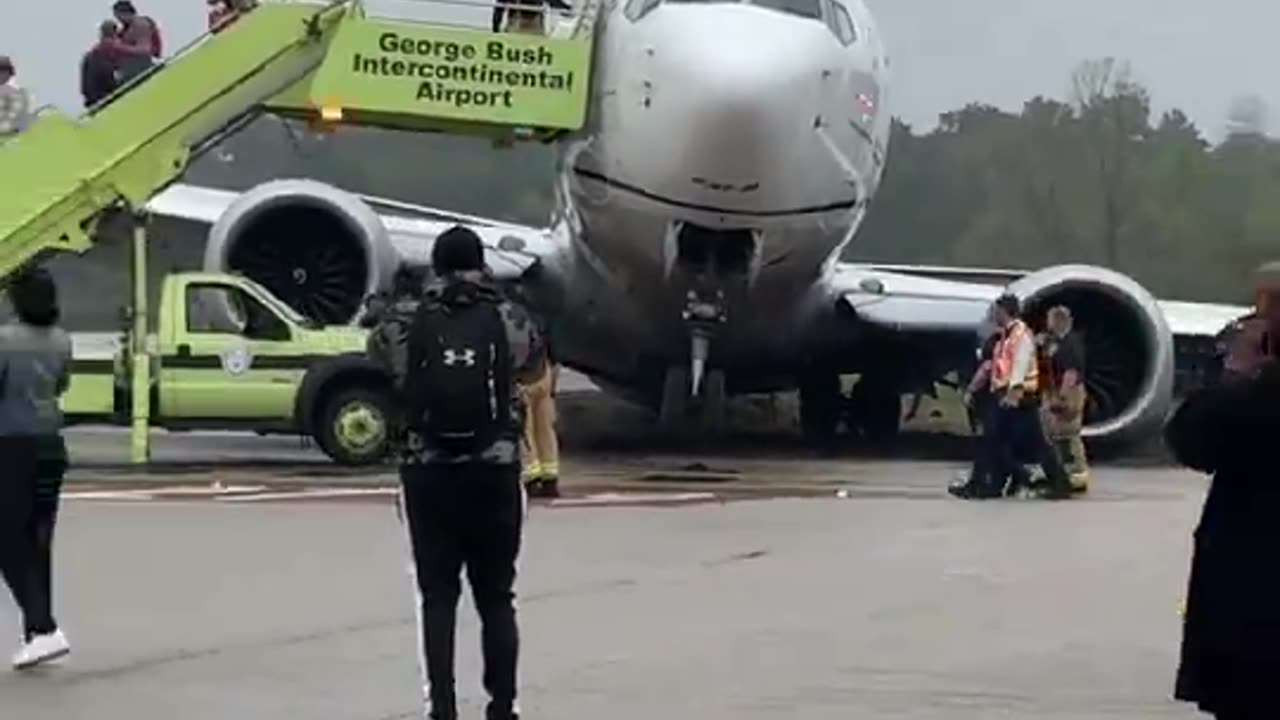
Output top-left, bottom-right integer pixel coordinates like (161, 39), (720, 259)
(621, 7), (835, 205)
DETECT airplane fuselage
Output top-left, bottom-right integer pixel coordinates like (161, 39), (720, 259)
(534, 0), (891, 397)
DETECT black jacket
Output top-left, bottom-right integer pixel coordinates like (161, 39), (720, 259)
(1166, 360), (1280, 714)
(80, 46), (119, 109)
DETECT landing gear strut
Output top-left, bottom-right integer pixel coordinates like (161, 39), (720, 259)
(656, 289), (728, 436)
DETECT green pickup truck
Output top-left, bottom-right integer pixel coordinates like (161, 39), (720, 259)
(62, 272), (395, 465)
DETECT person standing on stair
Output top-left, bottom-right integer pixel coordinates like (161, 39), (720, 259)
(0, 267), (74, 671)
(492, 0), (574, 35)
(81, 21), (124, 109)
(0, 56), (32, 138)
(110, 1), (163, 85)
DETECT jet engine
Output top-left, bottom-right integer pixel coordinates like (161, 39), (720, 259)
(1007, 264), (1175, 448)
(202, 179), (400, 325)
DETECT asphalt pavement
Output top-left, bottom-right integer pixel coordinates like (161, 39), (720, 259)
(0, 461), (1207, 719)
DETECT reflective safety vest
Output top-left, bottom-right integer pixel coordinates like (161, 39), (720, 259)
(990, 319), (1039, 393)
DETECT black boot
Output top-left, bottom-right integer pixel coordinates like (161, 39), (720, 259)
(948, 473), (1002, 499)
(525, 477), (560, 499)
(538, 477), (560, 499)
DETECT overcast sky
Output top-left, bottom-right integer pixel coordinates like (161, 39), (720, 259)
(3, 0), (1273, 139)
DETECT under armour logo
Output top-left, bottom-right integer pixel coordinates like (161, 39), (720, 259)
(442, 348), (477, 367)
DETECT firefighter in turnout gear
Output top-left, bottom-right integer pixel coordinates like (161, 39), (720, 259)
(1038, 306), (1089, 494)
(377, 226), (545, 720)
(520, 316), (560, 499)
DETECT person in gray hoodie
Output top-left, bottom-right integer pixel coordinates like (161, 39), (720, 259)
(0, 267), (73, 671)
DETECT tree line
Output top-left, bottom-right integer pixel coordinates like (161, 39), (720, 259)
(191, 57), (1278, 305)
(853, 58), (1279, 304)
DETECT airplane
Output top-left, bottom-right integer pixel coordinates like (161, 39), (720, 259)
(137, 0), (1248, 450)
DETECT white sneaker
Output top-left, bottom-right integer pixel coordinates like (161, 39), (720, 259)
(12, 629), (70, 670)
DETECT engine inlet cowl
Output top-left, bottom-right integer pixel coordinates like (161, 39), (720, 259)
(202, 179), (399, 326)
(1009, 264), (1175, 448)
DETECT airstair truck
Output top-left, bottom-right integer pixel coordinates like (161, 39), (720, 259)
(0, 0), (597, 463)
(63, 272), (393, 465)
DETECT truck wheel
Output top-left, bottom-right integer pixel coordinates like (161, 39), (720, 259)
(317, 385), (391, 466)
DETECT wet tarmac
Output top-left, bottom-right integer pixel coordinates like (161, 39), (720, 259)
(0, 459), (1206, 719)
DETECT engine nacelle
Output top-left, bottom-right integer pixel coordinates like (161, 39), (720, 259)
(1007, 264), (1175, 448)
(202, 179), (400, 325)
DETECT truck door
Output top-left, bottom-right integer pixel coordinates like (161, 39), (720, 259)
(159, 282), (305, 420)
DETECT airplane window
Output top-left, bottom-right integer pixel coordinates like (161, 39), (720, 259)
(828, 0), (856, 44)
(625, 0), (661, 20)
(750, 0), (822, 20)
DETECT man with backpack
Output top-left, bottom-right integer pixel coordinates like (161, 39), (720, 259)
(386, 225), (545, 720)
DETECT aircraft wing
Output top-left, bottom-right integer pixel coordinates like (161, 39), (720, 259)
(837, 263), (1250, 341)
(828, 261), (1251, 445)
(144, 182), (562, 280)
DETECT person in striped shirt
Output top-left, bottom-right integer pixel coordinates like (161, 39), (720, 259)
(0, 56), (32, 137)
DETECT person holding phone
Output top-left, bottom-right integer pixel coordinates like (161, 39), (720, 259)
(1166, 261), (1280, 719)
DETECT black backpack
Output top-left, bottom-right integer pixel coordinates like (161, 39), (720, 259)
(403, 295), (512, 456)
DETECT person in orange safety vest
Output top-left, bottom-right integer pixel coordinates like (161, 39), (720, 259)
(962, 293), (1071, 500)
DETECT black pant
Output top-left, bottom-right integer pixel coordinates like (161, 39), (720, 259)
(994, 403), (1070, 494)
(967, 396), (1001, 492)
(0, 435), (65, 642)
(400, 462), (524, 720)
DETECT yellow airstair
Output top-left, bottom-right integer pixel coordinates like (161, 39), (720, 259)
(0, 0), (597, 282)
(0, 0), (597, 465)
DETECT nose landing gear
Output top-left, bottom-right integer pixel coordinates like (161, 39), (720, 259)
(656, 291), (728, 436)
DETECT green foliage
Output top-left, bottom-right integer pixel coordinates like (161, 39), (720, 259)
(857, 57), (1280, 303)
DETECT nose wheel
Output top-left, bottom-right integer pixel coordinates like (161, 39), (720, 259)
(657, 365), (728, 436)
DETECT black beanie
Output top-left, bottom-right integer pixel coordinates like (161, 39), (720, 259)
(432, 225), (485, 274)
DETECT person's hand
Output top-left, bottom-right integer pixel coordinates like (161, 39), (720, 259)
(1000, 388), (1023, 408)
(962, 390), (973, 408)
(1222, 316), (1268, 381)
